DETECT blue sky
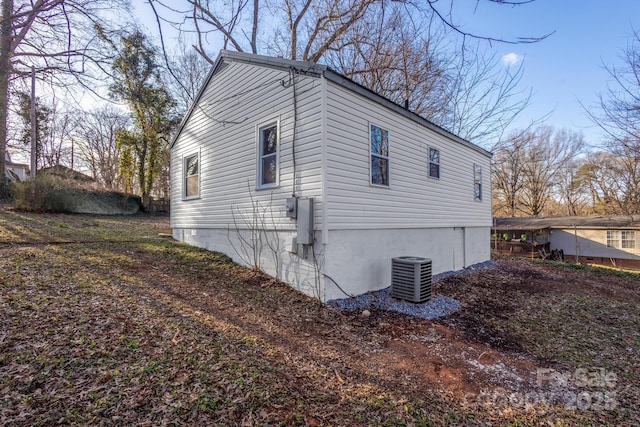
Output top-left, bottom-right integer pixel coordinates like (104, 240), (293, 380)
(135, 1), (639, 147)
(448, 0), (640, 146)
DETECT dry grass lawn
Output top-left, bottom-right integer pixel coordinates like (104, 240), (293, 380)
(1, 209), (638, 426)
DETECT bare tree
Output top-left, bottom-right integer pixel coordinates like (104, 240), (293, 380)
(323, 4), (452, 122)
(519, 127), (585, 216)
(148, 1), (544, 148)
(587, 29), (640, 156)
(423, 0), (552, 45)
(491, 129), (527, 217)
(74, 105), (130, 189)
(13, 90), (77, 169)
(611, 149), (640, 214)
(228, 184), (283, 278)
(166, 40), (211, 115)
(295, 2), (535, 147)
(443, 46), (533, 147)
(555, 159), (592, 216)
(583, 30), (640, 214)
(148, 0), (259, 63)
(37, 99), (75, 168)
(491, 126), (585, 217)
(579, 149), (640, 215)
(149, 0), (548, 63)
(0, 0), (129, 180)
(270, 0), (378, 62)
(149, 0), (379, 63)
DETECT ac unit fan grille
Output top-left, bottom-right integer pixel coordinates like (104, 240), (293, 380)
(391, 257), (432, 303)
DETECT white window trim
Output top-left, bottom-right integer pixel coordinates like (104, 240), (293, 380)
(606, 230), (620, 248)
(622, 230), (636, 249)
(607, 230), (636, 250)
(256, 118), (280, 190)
(183, 150), (200, 200)
(428, 146), (440, 180)
(474, 163), (482, 201)
(369, 123), (390, 188)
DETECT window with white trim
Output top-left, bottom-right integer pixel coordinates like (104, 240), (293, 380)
(257, 121), (279, 188)
(184, 153), (199, 198)
(428, 147), (440, 179)
(608, 230), (636, 249)
(473, 164), (482, 201)
(622, 231), (636, 249)
(370, 124), (389, 186)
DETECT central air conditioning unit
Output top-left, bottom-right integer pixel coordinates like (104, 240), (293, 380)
(391, 256), (432, 303)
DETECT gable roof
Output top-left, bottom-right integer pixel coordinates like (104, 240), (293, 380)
(171, 51), (491, 157)
(5, 152), (28, 167)
(5, 159), (28, 169)
(494, 215), (640, 230)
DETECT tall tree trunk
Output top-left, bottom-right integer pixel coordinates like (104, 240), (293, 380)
(137, 141), (148, 210)
(0, 0), (13, 181)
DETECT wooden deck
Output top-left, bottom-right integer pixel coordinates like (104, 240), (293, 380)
(491, 241), (551, 259)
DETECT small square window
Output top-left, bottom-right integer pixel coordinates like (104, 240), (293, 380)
(184, 153), (199, 198)
(370, 124), (389, 186)
(257, 122), (279, 188)
(429, 147), (440, 179)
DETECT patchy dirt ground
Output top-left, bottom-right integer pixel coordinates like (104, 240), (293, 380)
(1, 210), (638, 425)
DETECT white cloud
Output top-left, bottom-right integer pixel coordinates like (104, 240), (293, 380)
(501, 52), (523, 67)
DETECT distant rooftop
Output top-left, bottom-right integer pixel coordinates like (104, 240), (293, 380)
(494, 215), (640, 229)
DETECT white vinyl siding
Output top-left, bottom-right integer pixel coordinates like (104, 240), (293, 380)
(553, 228), (640, 259)
(171, 54), (494, 299)
(171, 61), (324, 231)
(324, 79), (491, 230)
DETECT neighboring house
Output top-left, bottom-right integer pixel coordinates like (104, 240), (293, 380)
(493, 216), (640, 269)
(4, 152), (29, 181)
(170, 51), (492, 301)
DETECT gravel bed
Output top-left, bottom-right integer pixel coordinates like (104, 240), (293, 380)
(327, 260), (497, 320)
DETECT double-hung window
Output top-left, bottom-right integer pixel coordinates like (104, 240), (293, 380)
(429, 147), (440, 179)
(607, 230), (620, 248)
(257, 121), (279, 188)
(622, 231), (636, 249)
(473, 164), (482, 201)
(184, 153), (199, 198)
(370, 124), (389, 186)
(608, 230), (636, 249)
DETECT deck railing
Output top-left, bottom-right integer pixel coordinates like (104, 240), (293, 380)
(491, 241), (551, 259)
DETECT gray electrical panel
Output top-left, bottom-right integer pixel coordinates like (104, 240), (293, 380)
(296, 198), (314, 245)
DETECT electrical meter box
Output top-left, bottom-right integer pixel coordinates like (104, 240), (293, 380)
(285, 197), (297, 219)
